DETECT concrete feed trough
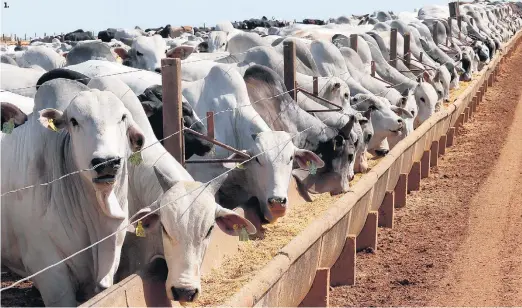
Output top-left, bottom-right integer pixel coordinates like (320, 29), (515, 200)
(81, 30), (522, 308)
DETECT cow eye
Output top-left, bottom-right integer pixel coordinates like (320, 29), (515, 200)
(205, 225), (214, 239)
(70, 118), (78, 127)
(344, 93), (349, 99)
(255, 157), (261, 165)
(420, 97), (426, 103)
(137, 51), (144, 56)
(121, 114), (127, 122)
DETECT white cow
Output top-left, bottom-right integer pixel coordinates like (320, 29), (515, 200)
(1, 79), (145, 306)
(183, 66), (324, 223)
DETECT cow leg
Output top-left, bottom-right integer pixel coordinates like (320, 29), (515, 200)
(96, 229), (126, 292)
(31, 265), (77, 307)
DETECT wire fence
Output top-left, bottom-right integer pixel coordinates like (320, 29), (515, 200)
(0, 24), (478, 292)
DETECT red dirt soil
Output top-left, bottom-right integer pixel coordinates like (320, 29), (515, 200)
(331, 43), (522, 306)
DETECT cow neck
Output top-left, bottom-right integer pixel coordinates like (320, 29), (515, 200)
(57, 134), (129, 287)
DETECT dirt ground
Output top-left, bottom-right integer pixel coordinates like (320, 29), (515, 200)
(331, 46), (522, 306)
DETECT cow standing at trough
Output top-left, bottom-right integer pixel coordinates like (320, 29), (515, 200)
(1, 79), (145, 306)
(84, 77), (256, 303)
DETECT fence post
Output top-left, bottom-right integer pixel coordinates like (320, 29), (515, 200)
(284, 40), (297, 100)
(350, 34), (358, 52)
(313, 77), (319, 96)
(449, 2), (459, 18)
(404, 32), (411, 69)
(371, 61), (376, 77)
(390, 28), (397, 68)
(161, 58), (185, 166)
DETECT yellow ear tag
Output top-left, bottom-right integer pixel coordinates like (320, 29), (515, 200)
(48, 119), (58, 132)
(2, 119), (15, 134)
(135, 221), (146, 237)
(307, 161), (317, 175)
(236, 163), (246, 170)
(129, 152), (143, 166)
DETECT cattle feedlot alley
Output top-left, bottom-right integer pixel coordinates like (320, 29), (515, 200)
(1, 1), (522, 307)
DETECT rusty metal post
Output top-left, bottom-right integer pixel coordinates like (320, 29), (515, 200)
(206, 112), (215, 140)
(371, 61), (376, 77)
(404, 32), (411, 69)
(284, 40), (297, 100)
(350, 34), (358, 52)
(390, 28), (398, 68)
(449, 1), (459, 18)
(419, 51), (423, 64)
(161, 58), (184, 166)
(313, 76), (319, 96)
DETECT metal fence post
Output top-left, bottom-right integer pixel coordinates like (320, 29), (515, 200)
(350, 34), (358, 52)
(390, 28), (398, 68)
(404, 32), (411, 69)
(161, 58), (184, 166)
(284, 40), (297, 100)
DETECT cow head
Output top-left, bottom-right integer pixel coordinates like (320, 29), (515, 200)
(319, 78), (351, 108)
(207, 31), (228, 52)
(413, 77), (438, 128)
(137, 85), (214, 158)
(223, 131), (324, 223)
(38, 89), (145, 218)
(113, 35), (168, 72)
(127, 166), (255, 303)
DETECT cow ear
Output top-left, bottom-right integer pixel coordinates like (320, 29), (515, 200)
(1, 102), (28, 126)
(166, 46), (194, 60)
(390, 105), (413, 119)
(127, 203), (161, 234)
(215, 206), (256, 236)
(113, 47), (129, 60)
(154, 165), (177, 192)
(126, 116), (145, 152)
(38, 108), (66, 131)
(294, 149), (325, 169)
(423, 71), (432, 83)
(222, 152), (249, 169)
(62, 52), (69, 58)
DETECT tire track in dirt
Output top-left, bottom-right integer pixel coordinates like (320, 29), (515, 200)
(331, 45), (522, 307)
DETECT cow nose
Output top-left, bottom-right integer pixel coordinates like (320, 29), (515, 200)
(155, 68), (162, 73)
(268, 197), (287, 206)
(171, 287), (199, 302)
(91, 157), (122, 174)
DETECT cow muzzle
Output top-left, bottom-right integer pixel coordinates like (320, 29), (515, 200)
(171, 287), (199, 303)
(91, 156), (121, 185)
(267, 197), (287, 218)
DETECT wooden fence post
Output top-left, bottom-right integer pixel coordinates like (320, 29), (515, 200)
(390, 28), (398, 68)
(284, 40), (297, 100)
(161, 58), (184, 166)
(371, 61), (376, 77)
(350, 34), (358, 52)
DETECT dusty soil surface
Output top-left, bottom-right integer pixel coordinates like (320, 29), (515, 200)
(331, 46), (522, 306)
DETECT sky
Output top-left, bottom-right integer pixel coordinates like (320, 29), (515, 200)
(1, 0), (449, 38)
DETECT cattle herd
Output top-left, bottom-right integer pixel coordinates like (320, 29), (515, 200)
(1, 1), (522, 306)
